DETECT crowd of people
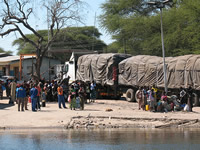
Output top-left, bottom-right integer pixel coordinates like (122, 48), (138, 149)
(0, 78), (97, 112)
(136, 85), (194, 112)
(0, 77), (196, 113)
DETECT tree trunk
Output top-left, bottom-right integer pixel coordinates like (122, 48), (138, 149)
(34, 47), (43, 82)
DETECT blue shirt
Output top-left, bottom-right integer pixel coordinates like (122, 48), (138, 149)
(16, 87), (26, 98)
(30, 87), (38, 99)
(90, 83), (96, 91)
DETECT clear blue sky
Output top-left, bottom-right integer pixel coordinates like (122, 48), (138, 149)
(0, 0), (112, 54)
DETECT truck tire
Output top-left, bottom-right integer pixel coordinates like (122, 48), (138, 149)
(193, 93), (199, 106)
(125, 89), (135, 102)
(135, 90), (139, 103)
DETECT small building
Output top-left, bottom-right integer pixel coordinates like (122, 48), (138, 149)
(0, 55), (61, 81)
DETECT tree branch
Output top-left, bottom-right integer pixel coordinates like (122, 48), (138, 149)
(0, 28), (18, 37)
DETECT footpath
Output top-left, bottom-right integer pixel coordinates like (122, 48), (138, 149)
(0, 98), (200, 130)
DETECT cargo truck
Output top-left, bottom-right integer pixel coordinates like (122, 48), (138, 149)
(57, 53), (200, 106)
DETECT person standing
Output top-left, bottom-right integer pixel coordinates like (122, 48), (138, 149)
(5, 79), (10, 97)
(147, 88), (155, 112)
(36, 84), (41, 110)
(10, 80), (17, 104)
(180, 87), (187, 104)
(57, 84), (67, 109)
(136, 87), (144, 110)
(16, 84), (26, 111)
(90, 81), (96, 102)
(69, 85), (76, 110)
(187, 86), (193, 112)
(79, 83), (86, 110)
(142, 86), (148, 110)
(30, 83), (38, 112)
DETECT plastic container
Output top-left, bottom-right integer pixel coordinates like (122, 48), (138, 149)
(145, 105), (149, 111)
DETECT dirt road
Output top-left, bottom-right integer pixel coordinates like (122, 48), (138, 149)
(0, 98), (200, 129)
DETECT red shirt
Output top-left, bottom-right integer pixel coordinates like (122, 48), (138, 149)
(36, 86), (41, 96)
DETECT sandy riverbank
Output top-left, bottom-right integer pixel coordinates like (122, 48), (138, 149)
(0, 97), (200, 130)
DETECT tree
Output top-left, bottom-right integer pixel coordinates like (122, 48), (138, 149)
(13, 26), (107, 62)
(0, 47), (12, 55)
(0, 0), (85, 81)
(100, 0), (200, 56)
(99, 0), (158, 55)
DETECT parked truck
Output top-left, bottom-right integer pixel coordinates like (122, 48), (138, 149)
(118, 54), (200, 106)
(58, 53), (200, 106)
(76, 53), (131, 99)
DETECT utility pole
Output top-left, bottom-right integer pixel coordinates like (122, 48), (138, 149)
(147, 0), (173, 93)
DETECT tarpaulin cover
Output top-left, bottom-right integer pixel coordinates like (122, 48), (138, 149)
(118, 55), (200, 90)
(76, 53), (131, 86)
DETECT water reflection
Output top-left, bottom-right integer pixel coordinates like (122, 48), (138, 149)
(0, 128), (200, 150)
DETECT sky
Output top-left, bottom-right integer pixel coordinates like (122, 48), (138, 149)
(0, 0), (113, 55)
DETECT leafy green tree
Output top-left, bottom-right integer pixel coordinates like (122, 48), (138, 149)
(100, 0), (200, 57)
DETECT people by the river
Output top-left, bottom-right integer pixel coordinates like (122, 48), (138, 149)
(16, 84), (26, 111)
(10, 80), (17, 103)
(79, 83), (86, 110)
(136, 87), (144, 110)
(30, 83), (38, 112)
(36, 83), (41, 111)
(187, 86), (193, 112)
(90, 81), (96, 103)
(69, 85), (76, 110)
(57, 83), (67, 109)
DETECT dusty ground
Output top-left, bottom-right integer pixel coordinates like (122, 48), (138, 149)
(1, 96), (200, 130)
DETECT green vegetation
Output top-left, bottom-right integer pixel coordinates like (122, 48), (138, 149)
(13, 26), (106, 61)
(99, 0), (200, 56)
(0, 47), (12, 55)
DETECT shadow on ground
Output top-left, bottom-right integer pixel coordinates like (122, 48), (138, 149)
(0, 103), (14, 109)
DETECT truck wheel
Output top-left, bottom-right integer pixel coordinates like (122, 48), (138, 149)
(125, 89), (135, 102)
(193, 93), (199, 106)
(135, 90), (139, 103)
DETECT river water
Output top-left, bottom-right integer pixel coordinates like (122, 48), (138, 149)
(0, 128), (200, 150)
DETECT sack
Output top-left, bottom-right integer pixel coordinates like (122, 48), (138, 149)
(68, 95), (71, 103)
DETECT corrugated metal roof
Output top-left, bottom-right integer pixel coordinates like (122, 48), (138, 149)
(0, 56), (35, 62)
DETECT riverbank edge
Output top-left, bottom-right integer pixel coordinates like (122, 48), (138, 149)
(2, 116), (200, 130)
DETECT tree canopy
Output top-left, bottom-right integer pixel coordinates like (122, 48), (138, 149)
(100, 0), (200, 57)
(0, 47), (12, 55)
(0, 0), (87, 80)
(13, 26), (106, 62)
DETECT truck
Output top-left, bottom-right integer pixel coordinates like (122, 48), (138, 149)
(55, 51), (98, 84)
(118, 54), (200, 106)
(57, 53), (200, 106)
(76, 53), (131, 99)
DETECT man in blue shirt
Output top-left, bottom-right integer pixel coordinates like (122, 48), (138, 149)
(30, 84), (38, 112)
(16, 84), (26, 111)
